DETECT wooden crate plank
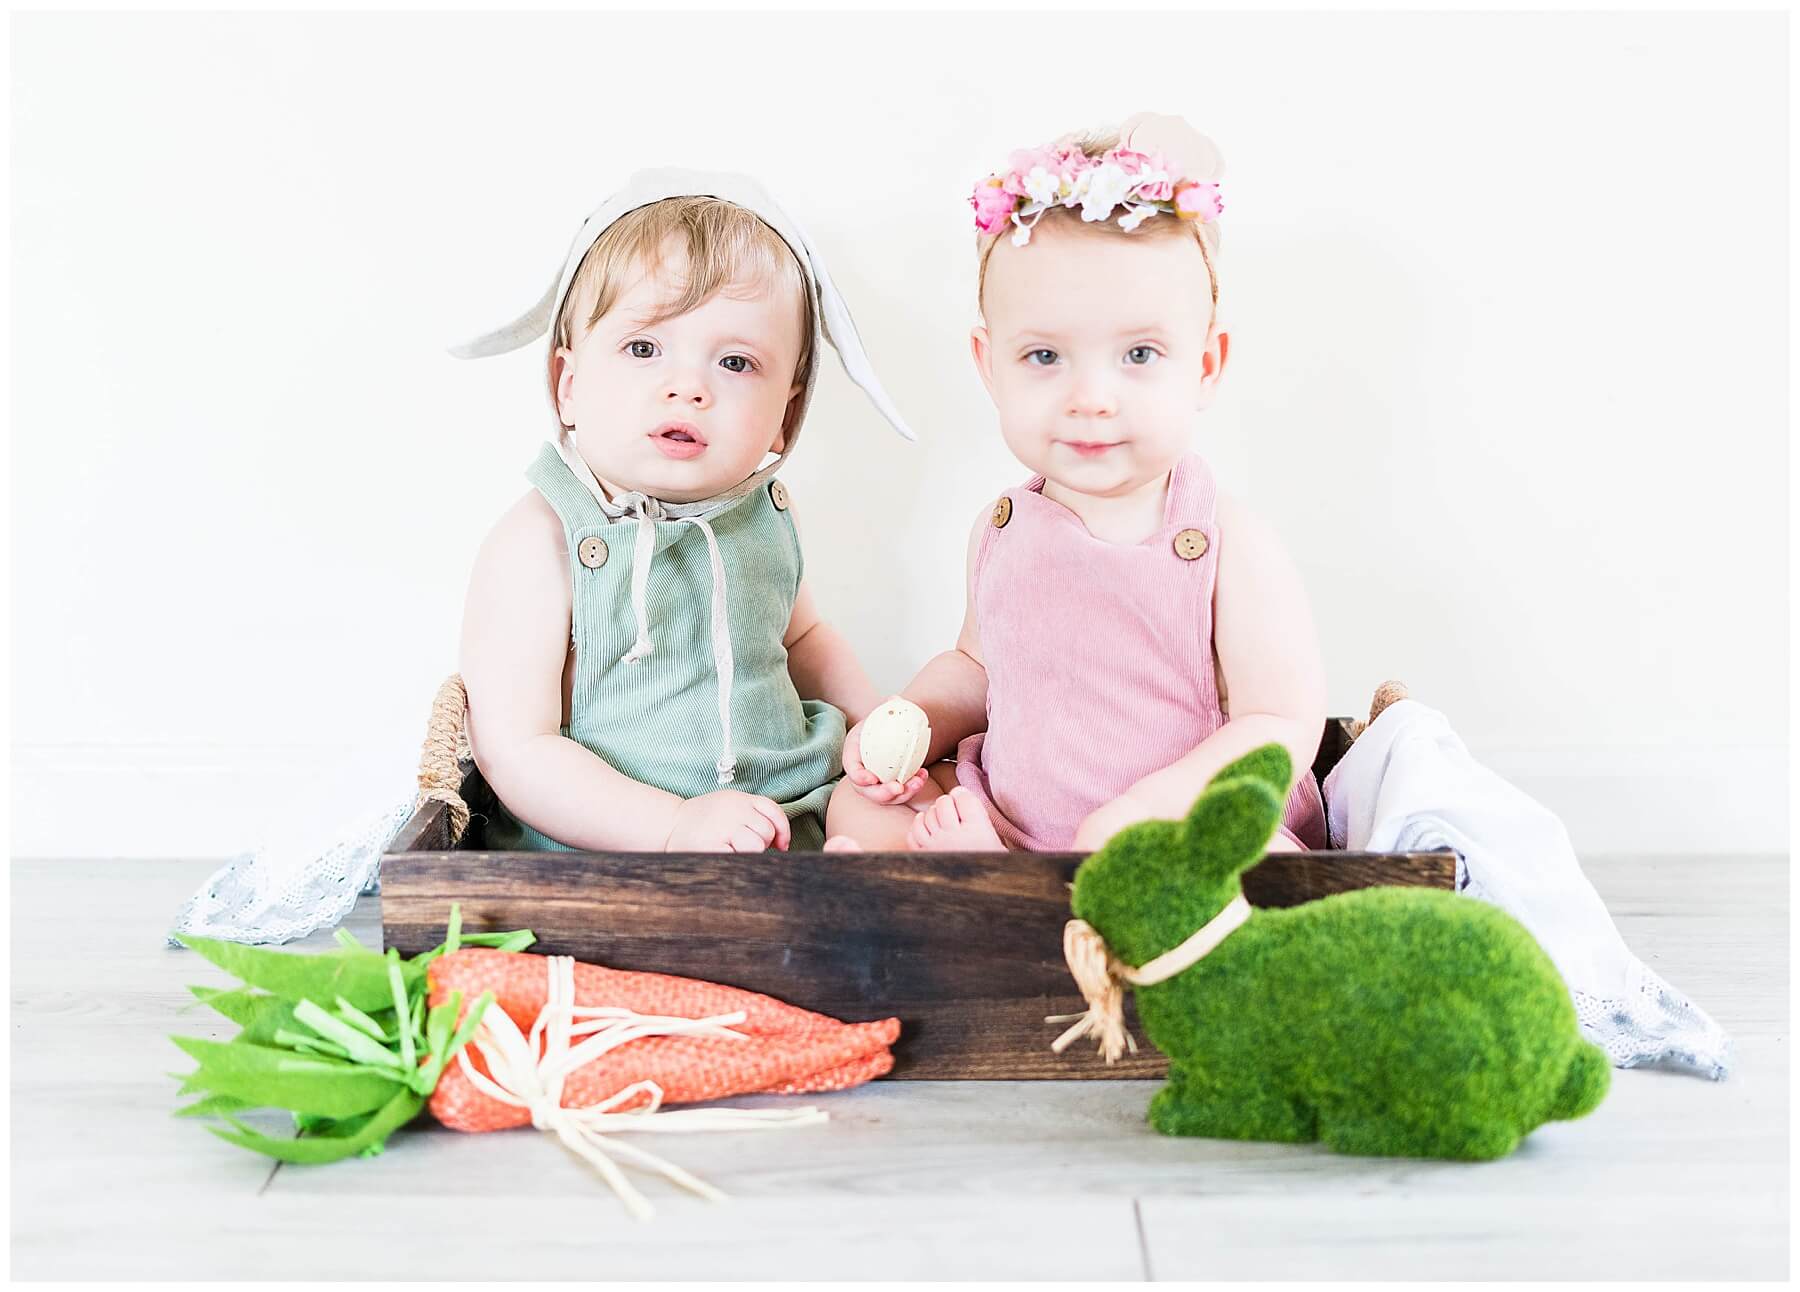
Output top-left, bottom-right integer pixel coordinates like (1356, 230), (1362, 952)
(379, 847), (1454, 1079)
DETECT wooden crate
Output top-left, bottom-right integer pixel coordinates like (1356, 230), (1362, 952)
(382, 717), (1454, 1079)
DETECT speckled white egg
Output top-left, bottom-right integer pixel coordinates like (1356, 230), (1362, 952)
(859, 697), (932, 784)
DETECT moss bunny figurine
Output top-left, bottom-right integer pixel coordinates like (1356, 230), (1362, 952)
(1060, 743), (1610, 1160)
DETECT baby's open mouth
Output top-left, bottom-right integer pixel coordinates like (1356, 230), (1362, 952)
(652, 422), (707, 443)
(651, 421), (708, 457)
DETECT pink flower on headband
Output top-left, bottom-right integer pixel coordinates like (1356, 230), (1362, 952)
(1104, 147), (1174, 201)
(1133, 175), (1175, 203)
(970, 179), (1015, 235)
(1004, 145), (1085, 196)
(1174, 180), (1224, 222)
(1106, 147), (1157, 174)
(1002, 148), (1048, 195)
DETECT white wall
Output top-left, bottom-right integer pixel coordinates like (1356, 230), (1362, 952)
(9, 10), (1788, 859)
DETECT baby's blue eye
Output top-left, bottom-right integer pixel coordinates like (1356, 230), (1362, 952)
(719, 354), (755, 374)
(1125, 346), (1159, 366)
(1024, 349), (1059, 366)
(626, 340), (657, 359)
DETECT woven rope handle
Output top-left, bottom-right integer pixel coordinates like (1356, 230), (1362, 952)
(416, 673), (473, 844)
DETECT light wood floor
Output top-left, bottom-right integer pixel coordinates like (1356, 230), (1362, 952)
(9, 855), (1789, 1280)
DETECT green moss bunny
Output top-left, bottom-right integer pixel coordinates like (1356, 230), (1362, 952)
(1065, 743), (1610, 1160)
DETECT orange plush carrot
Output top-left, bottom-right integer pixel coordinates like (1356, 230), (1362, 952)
(428, 948), (897, 1132)
(172, 907), (899, 1217)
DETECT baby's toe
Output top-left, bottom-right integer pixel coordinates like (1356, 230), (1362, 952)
(947, 787), (981, 823)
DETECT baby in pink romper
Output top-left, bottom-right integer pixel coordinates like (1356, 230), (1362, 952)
(822, 114), (1327, 855)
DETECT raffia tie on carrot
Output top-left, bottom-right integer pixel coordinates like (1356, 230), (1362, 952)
(453, 954), (827, 1220)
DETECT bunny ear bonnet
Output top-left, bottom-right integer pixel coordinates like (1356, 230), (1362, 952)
(450, 166), (916, 471)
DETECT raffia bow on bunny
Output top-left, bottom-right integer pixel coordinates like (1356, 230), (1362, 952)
(1051, 743), (1611, 1161)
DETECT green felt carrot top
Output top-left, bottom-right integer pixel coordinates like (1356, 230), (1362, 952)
(172, 905), (532, 1164)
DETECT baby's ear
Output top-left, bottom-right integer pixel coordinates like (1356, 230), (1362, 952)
(969, 326), (997, 397)
(771, 389), (803, 455)
(1181, 776), (1283, 883)
(552, 346), (579, 427)
(1206, 328), (1230, 384)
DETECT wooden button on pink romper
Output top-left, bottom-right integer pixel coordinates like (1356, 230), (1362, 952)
(954, 452), (1328, 851)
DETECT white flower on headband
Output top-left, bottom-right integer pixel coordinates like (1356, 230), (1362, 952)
(1023, 166), (1064, 207)
(1078, 162), (1134, 223)
(1009, 210), (1045, 248)
(1116, 202), (1159, 232)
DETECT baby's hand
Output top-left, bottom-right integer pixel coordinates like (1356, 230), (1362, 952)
(665, 791), (792, 853)
(842, 718), (931, 806)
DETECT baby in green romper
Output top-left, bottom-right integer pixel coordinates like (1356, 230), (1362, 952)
(454, 170), (915, 852)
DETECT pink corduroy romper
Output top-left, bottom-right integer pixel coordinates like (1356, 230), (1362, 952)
(954, 452), (1328, 852)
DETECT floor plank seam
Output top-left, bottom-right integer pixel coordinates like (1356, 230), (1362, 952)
(1134, 1197), (1154, 1282)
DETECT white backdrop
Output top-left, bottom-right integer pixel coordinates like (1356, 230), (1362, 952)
(9, 9), (1789, 858)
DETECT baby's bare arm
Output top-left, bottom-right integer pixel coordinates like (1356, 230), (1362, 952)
(780, 497), (882, 727)
(835, 503), (990, 813)
(1074, 490), (1325, 848)
(459, 491), (683, 850)
(785, 585), (882, 726)
(1205, 490), (1326, 773)
(897, 504), (992, 763)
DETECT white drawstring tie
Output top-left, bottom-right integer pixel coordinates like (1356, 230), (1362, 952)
(556, 433), (747, 784)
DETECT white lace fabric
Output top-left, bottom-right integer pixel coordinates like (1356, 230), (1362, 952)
(1569, 957), (1732, 1079)
(1325, 699), (1732, 1080)
(166, 797), (412, 947)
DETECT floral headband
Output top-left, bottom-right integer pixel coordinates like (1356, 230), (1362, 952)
(970, 141), (1224, 248)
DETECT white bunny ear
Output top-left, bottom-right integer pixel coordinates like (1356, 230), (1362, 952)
(1120, 112), (1226, 182)
(447, 276), (559, 359)
(448, 199), (627, 359)
(770, 200), (917, 443)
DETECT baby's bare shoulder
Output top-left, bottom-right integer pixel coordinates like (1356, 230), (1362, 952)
(461, 490), (575, 752)
(463, 491), (570, 652)
(1213, 486), (1255, 533)
(481, 489), (566, 567)
(1213, 488), (1290, 561)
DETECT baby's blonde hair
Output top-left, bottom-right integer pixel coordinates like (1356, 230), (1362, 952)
(976, 128), (1223, 329)
(552, 195), (816, 412)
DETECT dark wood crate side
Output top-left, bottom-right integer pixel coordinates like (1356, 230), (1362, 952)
(379, 845), (1455, 1080)
(392, 764), (500, 855)
(1312, 717), (1357, 788)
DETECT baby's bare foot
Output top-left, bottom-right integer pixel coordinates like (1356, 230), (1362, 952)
(906, 787), (1006, 852)
(821, 835), (864, 853)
